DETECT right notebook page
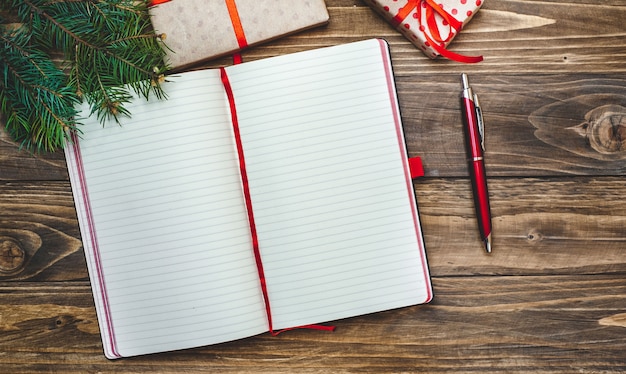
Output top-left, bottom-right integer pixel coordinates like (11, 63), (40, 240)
(226, 38), (432, 330)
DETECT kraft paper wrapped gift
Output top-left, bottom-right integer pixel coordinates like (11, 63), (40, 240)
(149, 0), (330, 69)
(363, 0), (484, 63)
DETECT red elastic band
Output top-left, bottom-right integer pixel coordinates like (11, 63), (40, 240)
(408, 157), (425, 179)
(232, 53), (243, 65)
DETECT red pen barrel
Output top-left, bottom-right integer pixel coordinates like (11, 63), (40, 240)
(461, 95), (493, 250)
(469, 153), (492, 242)
(462, 97), (483, 158)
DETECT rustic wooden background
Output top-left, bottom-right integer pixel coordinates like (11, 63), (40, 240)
(1, 0), (626, 372)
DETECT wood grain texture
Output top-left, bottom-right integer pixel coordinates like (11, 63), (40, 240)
(415, 177), (626, 275)
(1, 0), (626, 372)
(0, 182), (85, 281)
(231, 0), (626, 75)
(1, 276), (625, 373)
(1, 176), (624, 281)
(401, 75), (626, 177)
(0, 129), (68, 181)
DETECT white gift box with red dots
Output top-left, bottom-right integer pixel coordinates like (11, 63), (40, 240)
(364, 0), (484, 60)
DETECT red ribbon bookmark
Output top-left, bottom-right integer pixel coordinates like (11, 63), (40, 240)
(220, 67), (334, 335)
(220, 66), (272, 332)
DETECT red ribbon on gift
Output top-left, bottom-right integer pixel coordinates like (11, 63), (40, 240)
(390, 0), (483, 63)
(223, 0), (248, 49)
(148, 0), (248, 49)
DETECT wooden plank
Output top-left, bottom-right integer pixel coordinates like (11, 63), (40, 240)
(415, 177), (626, 275)
(2, 72), (625, 180)
(0, 182), (86, 281)
(400, 74), (626, 177)
(233, 1), (626, 75)
(2, 1), (625, 181)
(1, 275), (625, 373)
(0, 129), (68, 181)
(2, 177), (625, 281)
(1, 0), (625, 372)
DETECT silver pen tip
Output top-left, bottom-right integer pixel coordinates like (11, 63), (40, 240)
(484, 234), (492, 253)
(461, 73), (469, 90)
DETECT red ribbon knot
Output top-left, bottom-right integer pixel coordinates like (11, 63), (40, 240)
(390, 0), (482, 63)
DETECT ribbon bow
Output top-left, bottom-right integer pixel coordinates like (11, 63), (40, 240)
(390, 0), (483, 63)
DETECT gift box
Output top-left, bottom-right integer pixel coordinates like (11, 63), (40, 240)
(149, 0), (330, 69)
(363, 0), (483, 63)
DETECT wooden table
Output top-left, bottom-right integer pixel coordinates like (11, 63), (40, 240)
(1, 1), (625, 372)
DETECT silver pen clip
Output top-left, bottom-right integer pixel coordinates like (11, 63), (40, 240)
(473, 93), (485, 151)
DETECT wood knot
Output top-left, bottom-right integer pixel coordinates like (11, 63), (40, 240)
(51, 315), (71, 330)
(568, 104), (626, 160)
(0, 237), (26, 274)
(527, 229), (543, 243)
(529, 93), (626, 162)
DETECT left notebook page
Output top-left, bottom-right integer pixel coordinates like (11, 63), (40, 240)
(65, 70), (268, 359)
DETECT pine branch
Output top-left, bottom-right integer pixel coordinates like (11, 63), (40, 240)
(0, 0), (169, 152)
(0, 25), (79, 151)
(19, 0), (168, 113)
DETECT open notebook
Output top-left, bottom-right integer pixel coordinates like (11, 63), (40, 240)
(65, 38), (432, 359)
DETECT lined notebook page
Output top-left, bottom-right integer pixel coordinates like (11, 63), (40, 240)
(226, 39), (432, 329)
(66, 70), (267, 358)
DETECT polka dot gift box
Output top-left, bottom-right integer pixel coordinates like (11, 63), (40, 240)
(149, 0), (329, 70)
(363, 0), (484, 63)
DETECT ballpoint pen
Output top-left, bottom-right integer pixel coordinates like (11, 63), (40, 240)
(460, 73), (492, 253)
